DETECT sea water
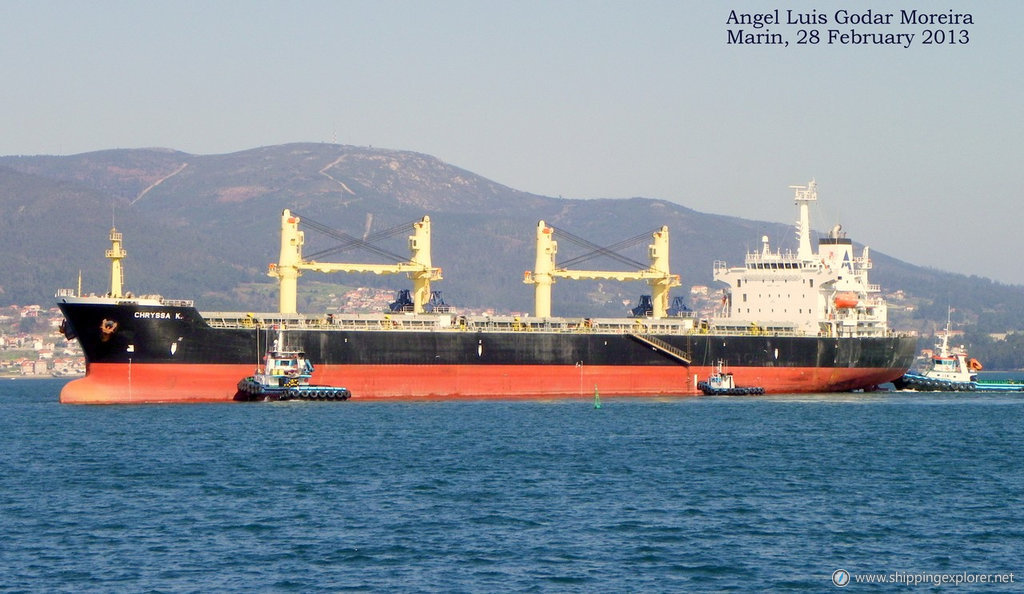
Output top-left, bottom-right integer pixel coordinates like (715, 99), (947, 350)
(1, 379), (1021, 591)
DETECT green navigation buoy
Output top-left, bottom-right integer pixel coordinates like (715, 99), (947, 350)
(593, 385), (601, 409)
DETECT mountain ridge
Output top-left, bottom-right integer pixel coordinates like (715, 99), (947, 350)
(2, 143), (1021, 334)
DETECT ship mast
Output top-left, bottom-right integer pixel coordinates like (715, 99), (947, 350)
(938, 307), (953, 357)
(790, 179), (817, 261)
(105, 227), (126, 298)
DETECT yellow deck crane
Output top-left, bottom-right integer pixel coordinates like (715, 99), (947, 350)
(523, 221), (680, 319)
(268, 209), (442, 314)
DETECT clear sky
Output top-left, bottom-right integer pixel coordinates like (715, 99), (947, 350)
(3, 1), (1022, 284)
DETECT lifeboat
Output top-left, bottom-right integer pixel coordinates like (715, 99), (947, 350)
(834, 292), (859, 309)
(968, 358), (983, 371)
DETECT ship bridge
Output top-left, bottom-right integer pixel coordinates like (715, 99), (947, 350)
(713, 180), (889, 337)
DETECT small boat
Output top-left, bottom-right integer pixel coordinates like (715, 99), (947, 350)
(894, 311), (1024, 393)
(237, 328), (351, 402)
(697, 361), (764, 396)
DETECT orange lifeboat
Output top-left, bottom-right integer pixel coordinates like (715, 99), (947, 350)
(968, 358), (983, 371)
(834, 292), (859, 309)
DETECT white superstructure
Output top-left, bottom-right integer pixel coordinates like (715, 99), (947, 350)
(713, 180), (888, 337)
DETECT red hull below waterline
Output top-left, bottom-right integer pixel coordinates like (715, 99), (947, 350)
(59, 362), (908, 404)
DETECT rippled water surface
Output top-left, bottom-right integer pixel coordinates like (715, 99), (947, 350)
(2, 379), (1022, 591)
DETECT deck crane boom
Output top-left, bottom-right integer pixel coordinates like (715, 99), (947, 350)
(268, 209), (442, 314)
(523, 221), (680, 318)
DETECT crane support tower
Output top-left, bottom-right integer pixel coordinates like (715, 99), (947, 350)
(269, 209), (442, 314)
(523, 221), (680, 318)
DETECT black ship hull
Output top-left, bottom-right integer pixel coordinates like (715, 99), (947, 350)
(57, 299), (918, 403)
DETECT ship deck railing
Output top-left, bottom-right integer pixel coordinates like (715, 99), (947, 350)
(160, 298), (196, 307)
(196, 310), (888, 338)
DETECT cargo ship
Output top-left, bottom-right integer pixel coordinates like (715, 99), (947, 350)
(56, 180), (917, 403)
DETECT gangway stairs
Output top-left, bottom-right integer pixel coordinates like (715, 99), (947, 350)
(628, 333), (692, 365)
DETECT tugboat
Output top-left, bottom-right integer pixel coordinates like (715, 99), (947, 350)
(697, 361), (765, 396)
(894, 313), (1024, 393)
(237, 328), (351, 401)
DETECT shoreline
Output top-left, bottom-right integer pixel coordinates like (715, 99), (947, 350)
(1, 375), (79, 381)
